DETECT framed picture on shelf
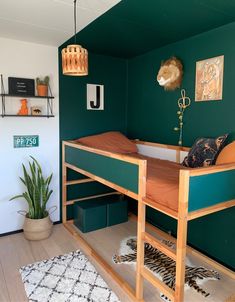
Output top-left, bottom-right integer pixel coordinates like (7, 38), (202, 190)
(8, 77), (35, 96)
(31, 106), (42, 116)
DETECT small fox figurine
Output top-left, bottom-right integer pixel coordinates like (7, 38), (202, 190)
(18, 99), (28, 115)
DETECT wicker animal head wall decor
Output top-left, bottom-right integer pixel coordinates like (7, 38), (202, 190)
(157, 57), (183, 90)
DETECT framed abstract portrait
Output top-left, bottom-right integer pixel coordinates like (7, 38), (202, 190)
(195, 55), (224, 101)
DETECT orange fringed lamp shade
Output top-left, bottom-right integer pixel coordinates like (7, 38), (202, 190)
(62, 44), (88, 76)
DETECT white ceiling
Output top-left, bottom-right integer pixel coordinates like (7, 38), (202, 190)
(0, 0), (121, 46)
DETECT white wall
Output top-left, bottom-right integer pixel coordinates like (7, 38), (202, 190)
(0, 37), (59, 234)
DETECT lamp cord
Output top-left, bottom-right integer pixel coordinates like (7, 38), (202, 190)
(74, 0), (77, 44)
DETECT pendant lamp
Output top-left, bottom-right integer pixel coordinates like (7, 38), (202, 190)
(62, 0), (88, 76)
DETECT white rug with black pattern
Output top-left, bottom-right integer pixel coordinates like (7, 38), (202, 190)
(19, 250), (120, 302)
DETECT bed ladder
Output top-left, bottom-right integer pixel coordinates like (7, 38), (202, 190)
(136, 170), (189, 302)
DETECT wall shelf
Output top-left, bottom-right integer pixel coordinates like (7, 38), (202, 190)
(0, 94), (54, 99)
(1, 75), (55, 118)
(2, 114), (55, 118)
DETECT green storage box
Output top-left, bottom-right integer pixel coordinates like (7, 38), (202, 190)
(106, 195), (128, 226)
(74, 198), (107, 233)
(73, 195), (128, 233)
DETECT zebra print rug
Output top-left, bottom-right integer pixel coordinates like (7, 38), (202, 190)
(113, 237), (220, 299)
(19, 250), (120, 302)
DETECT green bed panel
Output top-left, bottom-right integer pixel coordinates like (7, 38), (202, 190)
(188, 169), (235, 212)
(67, 182), (113, 201)
(67, 168), (91, 181)
(65, 146), (139, 194)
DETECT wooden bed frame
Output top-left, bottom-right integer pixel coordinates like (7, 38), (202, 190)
(62, 140), (235, 302)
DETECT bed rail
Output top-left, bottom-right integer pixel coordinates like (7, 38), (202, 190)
(137, 162), (235, 302)
(62, 141), (147, 222)
(133, 140), (190, 163)
(63, 141), (146, 198)
(187, 163), (235, 219)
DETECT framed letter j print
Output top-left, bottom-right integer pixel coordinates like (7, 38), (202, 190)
(87, 84), (104, 110)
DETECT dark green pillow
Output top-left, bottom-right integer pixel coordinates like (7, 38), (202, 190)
(182, 134), (228, 168)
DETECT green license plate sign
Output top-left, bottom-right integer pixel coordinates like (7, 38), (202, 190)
(14, 135), (39, 148)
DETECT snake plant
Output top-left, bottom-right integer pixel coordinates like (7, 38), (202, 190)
(10, 156), (53, 219)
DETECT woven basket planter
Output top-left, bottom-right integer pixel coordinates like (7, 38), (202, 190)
(23, 214), (53, 241)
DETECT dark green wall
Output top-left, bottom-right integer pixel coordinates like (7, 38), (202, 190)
(127, 22), (235, 145)
(59, 51), (128, 219)
(59, 53), (128, 139)
(127, 22), (235, 269)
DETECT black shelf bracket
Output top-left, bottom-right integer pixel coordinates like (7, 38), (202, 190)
(1, 74), (6, 117)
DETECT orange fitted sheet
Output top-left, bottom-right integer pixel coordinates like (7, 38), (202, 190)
(134, 154), (187, 211)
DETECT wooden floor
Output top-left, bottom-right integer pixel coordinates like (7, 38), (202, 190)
(0, 224), (131, 302)
(0, 222), (234, 302)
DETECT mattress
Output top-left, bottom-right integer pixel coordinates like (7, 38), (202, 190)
(135, 154), (188, 211)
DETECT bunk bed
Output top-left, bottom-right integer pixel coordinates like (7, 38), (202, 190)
(62, 139), (235, 302)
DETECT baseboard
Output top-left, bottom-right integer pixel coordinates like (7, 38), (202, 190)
(0, 229), (23, 237)
(0, 220), (61, 237)
(53, 220), (62, 225)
